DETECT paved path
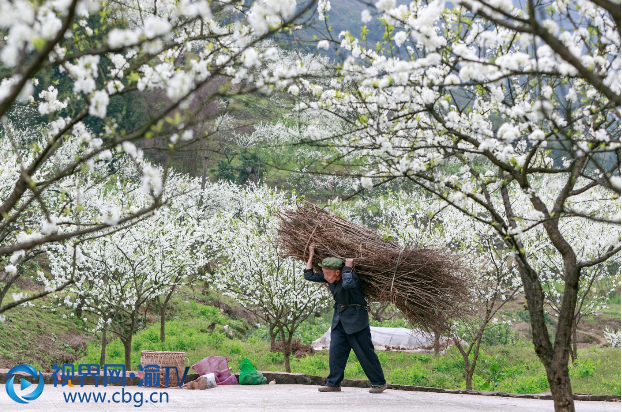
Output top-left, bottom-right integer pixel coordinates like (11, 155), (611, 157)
(0, 384), (619, 412)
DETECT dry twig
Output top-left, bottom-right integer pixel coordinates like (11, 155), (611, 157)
(276, 201), (471, 330)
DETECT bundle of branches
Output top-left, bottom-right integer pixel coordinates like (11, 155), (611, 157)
(276, 201), (471, 331)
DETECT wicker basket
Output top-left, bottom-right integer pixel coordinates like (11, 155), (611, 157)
(140, 350), (189, 387)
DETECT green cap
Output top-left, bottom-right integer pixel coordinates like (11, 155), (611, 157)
(319, 257), (343, 269)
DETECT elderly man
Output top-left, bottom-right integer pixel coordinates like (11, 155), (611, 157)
(303, 244), (387, 393)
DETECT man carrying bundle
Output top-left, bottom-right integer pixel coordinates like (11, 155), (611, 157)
(303, 244), (387, 394)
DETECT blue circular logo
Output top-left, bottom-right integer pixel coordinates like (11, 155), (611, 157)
(5, 365), (44, 404)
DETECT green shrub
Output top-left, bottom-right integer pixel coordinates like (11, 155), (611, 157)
(409, 364), (429, 385)
(247, 324), (271, 341)
(411, 353), (431, 363)
(293, 315), (332, 344)
(268, 351), (284, 364)
(426, 371), (461, 389)
(481, 355), (505, 390)
(503, 373), (549, 394)
(376, 352), (388, 364)
(390, 363), (429, 386)
(434, 351), (464, 373)
(390, 367), (411, 385)
(348, 352), (359, 363)
(482, 322), (519, 346)
(212, 332), (228, 349)
(228, 342), (243, 355)
(514, 309), (557, 326)
(293, 354), (328, 375)
(607, 291), (621, 305)
(570, 358), (598, 378)
(503, 364), (527, 378)
(470, 374), (489, 390)
(194, 302), (220, 319)
(345, 361), (365, 376)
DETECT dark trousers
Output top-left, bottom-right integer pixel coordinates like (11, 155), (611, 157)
(326, 321), (386, 387)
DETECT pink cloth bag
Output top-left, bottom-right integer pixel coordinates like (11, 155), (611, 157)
(191, 356), (238, 385)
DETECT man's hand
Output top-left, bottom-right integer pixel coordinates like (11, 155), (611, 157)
(306, 244), (315, 270)
(345, 258), (354, 268)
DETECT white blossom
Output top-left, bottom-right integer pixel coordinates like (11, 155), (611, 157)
(89, 90), (109, 118)
(317, 0), (331, 21)
(361, 177), (373, 189)
(317, 40), (330, 50)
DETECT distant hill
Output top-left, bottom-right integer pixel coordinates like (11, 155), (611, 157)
(277, 0), (396, 59)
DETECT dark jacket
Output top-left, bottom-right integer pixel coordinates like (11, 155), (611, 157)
(303, 266), (369, 334)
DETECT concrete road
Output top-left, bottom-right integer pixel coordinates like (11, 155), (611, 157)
(0, 384), (619, 412)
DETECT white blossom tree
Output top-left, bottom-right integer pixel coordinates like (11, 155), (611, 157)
(0, 112), (173, 313)
(513, 181), (619, 362)
(0, 0), (326, 310)
(286, 0), (620, 409)
(207, 185), (331, 372)
(603, 327), (620, 348)
(47, 170), (210, 368)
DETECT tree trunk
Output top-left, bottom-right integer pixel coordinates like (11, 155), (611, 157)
(518, 260), (577, 412)
(123, 336), (132, 371)
(99, 324), (108, 365)
(370, 302), (389, 322)
(284, 352), (291, 373)
(433, 328), (441, 355)
(269, 328), (277, 352)
(160, 304), (166, 342)
(452, 337), (472, 390)
(547, 359), (575, 412)
(159, 285), (177, 343)
(76, 295), (85, 318)
(123, 311), (138, 370)
(462, 354), (473, 390)
(279, 327), (291, 372)
(465, 370), (473, 391)
(142, 301), (149, 328)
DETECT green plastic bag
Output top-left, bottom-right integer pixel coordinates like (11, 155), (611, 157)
(239, 358), (267, 385)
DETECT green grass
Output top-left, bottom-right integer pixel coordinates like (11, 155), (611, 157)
(607, 291), (621, 305)
(601, 303), (621, 318)
(571, 346), (621, 395)
(0, 293), (92, 370)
